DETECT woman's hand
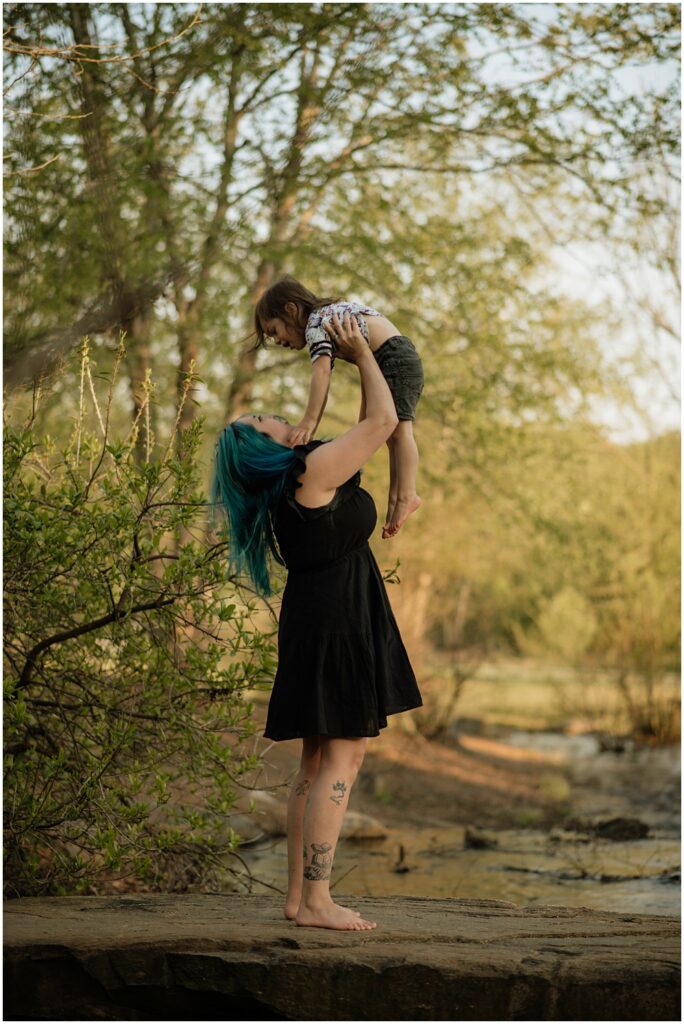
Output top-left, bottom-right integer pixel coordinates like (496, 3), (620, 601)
(323, 312), (370, 363)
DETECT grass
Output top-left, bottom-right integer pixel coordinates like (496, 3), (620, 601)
(512, 807), (544, 827)
(427, 653), (680, 739)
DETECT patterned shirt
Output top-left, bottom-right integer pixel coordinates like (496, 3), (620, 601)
(305, 301), (383, 368)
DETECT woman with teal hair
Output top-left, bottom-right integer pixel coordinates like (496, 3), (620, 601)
(213, 312), (422, 931)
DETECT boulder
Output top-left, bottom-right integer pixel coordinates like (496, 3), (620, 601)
(243, 790), (287, 837)
(464, 825), (499, 849)
(594, 817), (650, 841)
(340, 810), (388, 840)
(232, 799), (389, 843)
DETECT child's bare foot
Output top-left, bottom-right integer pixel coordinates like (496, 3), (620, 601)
(382, 500), (397, 539)
(296, 899), (376, 930)
(385, 494), (421, 537)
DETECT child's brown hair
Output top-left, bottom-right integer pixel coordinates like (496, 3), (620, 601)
(252, 275), (340, 349)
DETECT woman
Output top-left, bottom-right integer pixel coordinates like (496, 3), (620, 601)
(213, 312), (423, 930)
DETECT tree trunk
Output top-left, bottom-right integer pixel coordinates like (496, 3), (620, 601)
(70, 4), (154, 442)
(123, 309), (154, 464)
(225, 258), (279, 421)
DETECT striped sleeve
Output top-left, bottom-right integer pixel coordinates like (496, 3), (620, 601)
(305, 321), (335, 364)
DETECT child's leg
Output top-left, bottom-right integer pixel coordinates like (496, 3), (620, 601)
(383, 438), (398, 536)
(384, 420), (421, 537)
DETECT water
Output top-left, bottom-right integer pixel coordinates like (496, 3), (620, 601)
(236, 825), (680, 918)
(505, 729), (681, 833)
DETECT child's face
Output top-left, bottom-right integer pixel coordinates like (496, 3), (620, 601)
(263, 305), (306, 350)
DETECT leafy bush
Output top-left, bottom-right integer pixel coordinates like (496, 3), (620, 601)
(4, 342), (273, 896)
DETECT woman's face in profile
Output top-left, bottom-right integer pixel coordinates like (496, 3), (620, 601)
(238, 413), (293, 447)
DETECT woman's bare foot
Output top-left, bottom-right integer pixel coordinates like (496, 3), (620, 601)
(284, 897), (361, 921)
(296, 899), (376, 930)
(385, 494), (421, 537)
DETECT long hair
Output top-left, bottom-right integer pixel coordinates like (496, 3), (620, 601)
(252, 275), (341, 350)
(211, 420), (298, 596)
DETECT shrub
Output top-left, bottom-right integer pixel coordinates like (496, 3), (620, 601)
(4, 341), (273, 896)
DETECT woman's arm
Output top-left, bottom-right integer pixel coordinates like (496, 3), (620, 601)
(296, 313), (397, 499)
(287, 356), (332, 446)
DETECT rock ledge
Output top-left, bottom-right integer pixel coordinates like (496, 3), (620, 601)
(4, 894), (680, 1020)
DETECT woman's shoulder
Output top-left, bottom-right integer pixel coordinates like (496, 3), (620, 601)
(294, 439), (327, 458)
(293, 438), (362, 492)
(282, 439), (361, 513)
(287, 440), (328, 490)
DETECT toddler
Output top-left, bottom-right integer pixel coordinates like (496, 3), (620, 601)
(254, 275), (424, 537)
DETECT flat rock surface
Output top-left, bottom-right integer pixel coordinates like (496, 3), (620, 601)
(4, 894), (680, 1020)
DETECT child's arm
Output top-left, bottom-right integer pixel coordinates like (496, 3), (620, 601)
(358, 377), (367, 424)
(287, 355), (332, 446)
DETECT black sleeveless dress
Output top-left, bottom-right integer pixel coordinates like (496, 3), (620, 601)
(264, 440), (423, 740)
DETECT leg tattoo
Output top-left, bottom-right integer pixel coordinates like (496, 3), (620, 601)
(303, 841), (333, 880)
(295, 779), (311, 797)
(329, 780), (347, 806)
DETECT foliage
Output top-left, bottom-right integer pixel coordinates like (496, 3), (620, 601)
(3, 341), (274, 896)
(520, 587), (598, 663)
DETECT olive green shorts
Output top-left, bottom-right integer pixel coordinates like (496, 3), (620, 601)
(374, 335), (424, 421)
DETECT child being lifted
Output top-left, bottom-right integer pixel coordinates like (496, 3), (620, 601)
(253, 276), (424, 538)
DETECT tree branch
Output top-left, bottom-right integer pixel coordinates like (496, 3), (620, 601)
(16, 595), (178, 692)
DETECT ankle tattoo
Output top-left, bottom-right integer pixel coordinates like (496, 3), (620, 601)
(303, 841), (332, 880)
(329, 780), (347, 806)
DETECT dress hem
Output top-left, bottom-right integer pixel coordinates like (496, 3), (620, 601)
(263, 700), (422, 742)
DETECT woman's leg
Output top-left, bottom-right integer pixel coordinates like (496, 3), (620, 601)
(296, 737), (377, 930)
(384, 420), (421, 537)
(284, 736), (322, 919)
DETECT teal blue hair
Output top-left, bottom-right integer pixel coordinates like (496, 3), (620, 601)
(211, 420), (298, 596)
